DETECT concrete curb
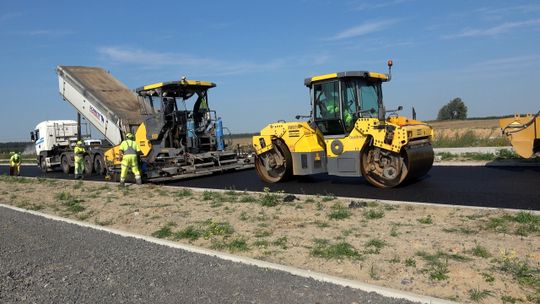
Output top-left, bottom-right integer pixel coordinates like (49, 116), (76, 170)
(0, 203), (455, 304)
(434, 160), (540, 167)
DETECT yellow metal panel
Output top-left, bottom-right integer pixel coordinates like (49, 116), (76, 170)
(184, 80), (215, 87)
(500, 115), (539, 158)
(311, 73), (338, 82)
(143, 82), (164, 90)
(367, 72), (389, 80)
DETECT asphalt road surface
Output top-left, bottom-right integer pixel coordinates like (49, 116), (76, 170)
(0, 206), (418, 304)
(2, 164), (539, 210)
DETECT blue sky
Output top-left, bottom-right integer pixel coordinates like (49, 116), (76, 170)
(1, 0), (539, 141)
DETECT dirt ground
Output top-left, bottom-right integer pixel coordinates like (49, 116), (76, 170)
(1, 176), (538, 303)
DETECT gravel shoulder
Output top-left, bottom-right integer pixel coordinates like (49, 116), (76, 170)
(1, 176), (539, 303)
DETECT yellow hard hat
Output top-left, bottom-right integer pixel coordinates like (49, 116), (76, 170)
(76, 140), (83, 145)
(126, 133), (134, 140)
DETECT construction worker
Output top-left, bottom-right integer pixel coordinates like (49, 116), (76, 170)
(74, 141), (86, 179)
(325, 101), (354, 129)
(118, 133), (142, 186)
(9, 152), (21, 176)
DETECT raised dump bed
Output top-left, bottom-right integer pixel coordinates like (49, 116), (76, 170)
(57, 66), (149, 145)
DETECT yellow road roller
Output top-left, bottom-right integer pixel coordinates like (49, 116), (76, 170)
(499, 113), (540, 158)
(252, 61), (434, 188)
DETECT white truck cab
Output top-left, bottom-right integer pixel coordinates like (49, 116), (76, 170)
(31, 120), (106, 174)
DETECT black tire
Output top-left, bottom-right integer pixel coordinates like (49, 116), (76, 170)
(94, 156), (105, 175)
(84, 155), (93, 175)
(254, 140), (293, 183)
(61, 155), (71, 174)
(39, 156), (48, 173)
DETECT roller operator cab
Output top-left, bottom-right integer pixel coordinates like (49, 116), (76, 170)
(252, 61), (434, 188)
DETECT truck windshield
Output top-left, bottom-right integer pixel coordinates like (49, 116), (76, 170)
(359, 83), (381, 118)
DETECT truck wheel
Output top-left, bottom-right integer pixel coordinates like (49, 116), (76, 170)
(61, 155), (71, 174)
(94, 156), (105, 175)
(254, 140), (293, 183)
(84, 155), (93, 175)
(39, 157), (48, 173)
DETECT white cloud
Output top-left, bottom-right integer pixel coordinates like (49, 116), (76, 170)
(444, 19), (540, 39)
(328, 20), (398, 41)
(24, 29), (76, 36)
(98, 47), (329, 76)
(0, 12), (22, 22)
(475, 4), (540, 17)
(353, 0), (414, 11)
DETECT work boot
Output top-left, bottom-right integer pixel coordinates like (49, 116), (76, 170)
(135, 177), (142, 185)
(120, 180), (125, 187)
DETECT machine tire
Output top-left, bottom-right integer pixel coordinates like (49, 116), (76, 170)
(61, 155), (71, 174)
(94, 156), (105, 175)
(255, 140), (293, 183)
(360, 145), (407, 188)
(84, 155), (93, 175)
(39, 156), (48, 173)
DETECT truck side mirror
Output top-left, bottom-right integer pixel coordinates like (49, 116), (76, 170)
(30, 131), (35, 142)
(397, 106), (403, 111)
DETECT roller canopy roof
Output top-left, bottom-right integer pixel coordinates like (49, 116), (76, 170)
(304, 71), (389, 87)
(136, 80), (216, 96)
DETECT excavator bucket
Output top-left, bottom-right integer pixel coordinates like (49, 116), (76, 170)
(499, 114), (540, 158)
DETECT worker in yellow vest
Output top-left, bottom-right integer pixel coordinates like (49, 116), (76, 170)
(74, 141), (86, 179)
(118, 133), (142, 186)
(9, 152), (21, 176)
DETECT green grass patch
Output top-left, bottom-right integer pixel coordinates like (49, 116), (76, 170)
(417, 215), (433, 224)
(203, 220), (234, 238)
(497, 256), (540, 288)
(55, 191), (85, 213)
(321, 194), (336, 202)
(173, 226), (202, 241)
(364, 238), (386, 254)
(404, 258), (416, 267)
(272, 236), (288, 249)
(174, 189), (193, 198)
(470, 245), (491, 258)
(151, 222), (176, 238)
(468, 288), (493, 302)
(328, 203), (351, 220)
(259, 187), (280, 207)
(486, 212), (539, 236)
(363, 209), (385, 220)
(240, 195), (257, 203)
(310, 239), (361, 260)
(442, 226), (477, 235)
(416, 250), (471, 281)
(433, 130), (509, 148)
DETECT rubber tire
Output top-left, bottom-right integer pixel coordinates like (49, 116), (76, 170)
(254, 140), (293, 183)
(84, 155), (93, 175)
(39, 157), (48, 173)
(94, 156), (105, 175)
(61, 155), (71, 174)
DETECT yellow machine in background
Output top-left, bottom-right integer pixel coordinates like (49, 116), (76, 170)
(499, 113), (540, 158)
(252, 61), (434, 188)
